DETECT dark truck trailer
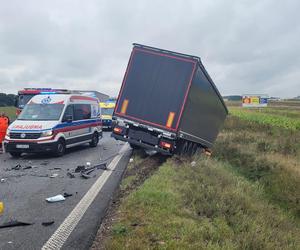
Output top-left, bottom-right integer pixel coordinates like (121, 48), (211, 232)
(112, 44), (228, 155)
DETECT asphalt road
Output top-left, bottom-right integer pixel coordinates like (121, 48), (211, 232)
(0, 132), (131, 250)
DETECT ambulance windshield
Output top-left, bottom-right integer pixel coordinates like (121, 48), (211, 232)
(18, 104), (65, 121)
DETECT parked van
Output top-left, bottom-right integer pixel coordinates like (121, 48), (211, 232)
(4, 94), (102, 157)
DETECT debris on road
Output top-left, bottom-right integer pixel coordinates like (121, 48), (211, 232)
(191, 161), (196, 167)
(129, 158), (134, 163)
(67, 172), (75, 178)
(0, 220), (33, 229)
(81, 172), (92, 179)
(49, 173), (58, 178)
(0, 178), (5, 183)
(42, 221), (55, 226)
(40, 161), (49, 166)
(23, 166), (32, 170)
(12, 164), (22, 170)
(75, 165), (86, 173)
(63, 192), (73, 198)
(46, 194), (66, 203)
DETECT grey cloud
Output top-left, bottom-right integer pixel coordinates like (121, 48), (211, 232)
(0, 0), (299, 97)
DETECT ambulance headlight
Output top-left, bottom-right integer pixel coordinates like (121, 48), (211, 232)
(6, 128), (10, 136)
(41, 130), (53, 137)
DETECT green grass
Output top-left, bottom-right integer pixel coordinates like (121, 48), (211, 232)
(104, 157), (300, 249)
(230, 107), (300, 130)
(102, 106), (300, 249)
(0, 106), (17, 121)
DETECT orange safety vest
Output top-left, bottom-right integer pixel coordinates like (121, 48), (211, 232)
(0, 117), (9, 143)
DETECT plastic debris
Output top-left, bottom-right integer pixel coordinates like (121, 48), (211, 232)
(12, 164), (22, 170)
(75, 165), (85, 173)
(42, 221), (55, 226)
(63, 192), (73, 198)
(86, 162), (91, 167)
(23, 166), (32, 170)
(81, 173), (92, 179)
(129, 158), (134, 163)
(46, 194), (66, 203)
(191, 161), (196, 167)
(0, 178), (5, 183)
(50, 174), (58, 178)
(67, 172), (75, 178)
(0, 220), (33, 229)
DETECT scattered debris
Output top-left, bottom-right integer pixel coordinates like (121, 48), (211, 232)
(94, 163), (107, 170)
(40, 161), (49, 166)
(86, 162), (91, 167)
(75, 165), (85, 173)
(12, 164), (22, 170)
(190, 161), (196, 167)
(63, 192), (73, 198)
(0, 178), (5, 183)
(46, 194), (66, 203)
(0, 220), (33, 229)
(23, 166), (32, 170)
(42, 221), (55, 226)
(49, 173), (58, 178)
(129, 158), (134, 163)
(67, 172), (75, 178)
(81, 173), (92, 179)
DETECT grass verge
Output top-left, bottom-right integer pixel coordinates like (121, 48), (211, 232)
(101, 156), (300, 249)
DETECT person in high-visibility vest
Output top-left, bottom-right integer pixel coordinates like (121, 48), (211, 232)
(0, 112), (10, 147)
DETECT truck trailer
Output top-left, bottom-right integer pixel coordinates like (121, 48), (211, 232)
(111, 44), (228, 155)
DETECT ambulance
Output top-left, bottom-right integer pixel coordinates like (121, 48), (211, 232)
(4, 94), (102, 157)
(99, 101), (115, 130)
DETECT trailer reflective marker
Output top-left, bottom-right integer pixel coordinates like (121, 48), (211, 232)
(120, 99), (129, 114)
(166, 112), (175, 128)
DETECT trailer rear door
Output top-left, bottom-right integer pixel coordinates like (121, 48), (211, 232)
(115, 47), (197, 132)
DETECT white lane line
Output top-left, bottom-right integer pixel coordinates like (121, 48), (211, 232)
(42, 144), (130, 250)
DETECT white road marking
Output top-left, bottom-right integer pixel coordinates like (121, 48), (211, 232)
(42, 144), (130, 250)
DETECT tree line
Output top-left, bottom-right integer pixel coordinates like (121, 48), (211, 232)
(0, 93), (17, 107)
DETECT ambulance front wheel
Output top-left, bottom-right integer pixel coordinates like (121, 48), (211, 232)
(55, 138), (66, 157)
(90, 132), (99, 147)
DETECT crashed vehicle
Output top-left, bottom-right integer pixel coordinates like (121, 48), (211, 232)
(4, 94), (102, 157)
(112, 43), (228, 155)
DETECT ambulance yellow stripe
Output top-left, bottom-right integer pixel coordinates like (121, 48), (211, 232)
(166, 112), (175, 128)
(120, 99), (129, 114)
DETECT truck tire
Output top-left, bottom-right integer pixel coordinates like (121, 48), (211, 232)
(89, 132), (99, 147)
(54, 139), (66, 157)
(9, 152), (22, 158)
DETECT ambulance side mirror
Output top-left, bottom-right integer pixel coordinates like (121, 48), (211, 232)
(64, 115), (73, 123)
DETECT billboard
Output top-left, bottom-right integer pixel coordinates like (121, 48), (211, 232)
(242, 94), (268, 107)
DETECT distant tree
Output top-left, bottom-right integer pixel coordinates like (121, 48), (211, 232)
(0, 93), (17, 107)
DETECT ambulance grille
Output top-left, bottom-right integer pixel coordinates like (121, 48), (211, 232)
(10, 132), (41, 139)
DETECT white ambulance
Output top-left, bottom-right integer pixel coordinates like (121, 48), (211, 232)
(4, 94), (102, 157)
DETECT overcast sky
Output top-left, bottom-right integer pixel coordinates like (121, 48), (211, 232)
(0, 0), (299, 98)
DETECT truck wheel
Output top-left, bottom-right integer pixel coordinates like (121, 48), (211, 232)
(9, 152), (22, 158)
(191, 143), (199, 155)
(89, 132), (99, 147)
(55, 139), (66, 157)
(180, 141), (189, 156)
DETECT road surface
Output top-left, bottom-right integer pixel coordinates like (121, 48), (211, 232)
(0, 132), (131, 250)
